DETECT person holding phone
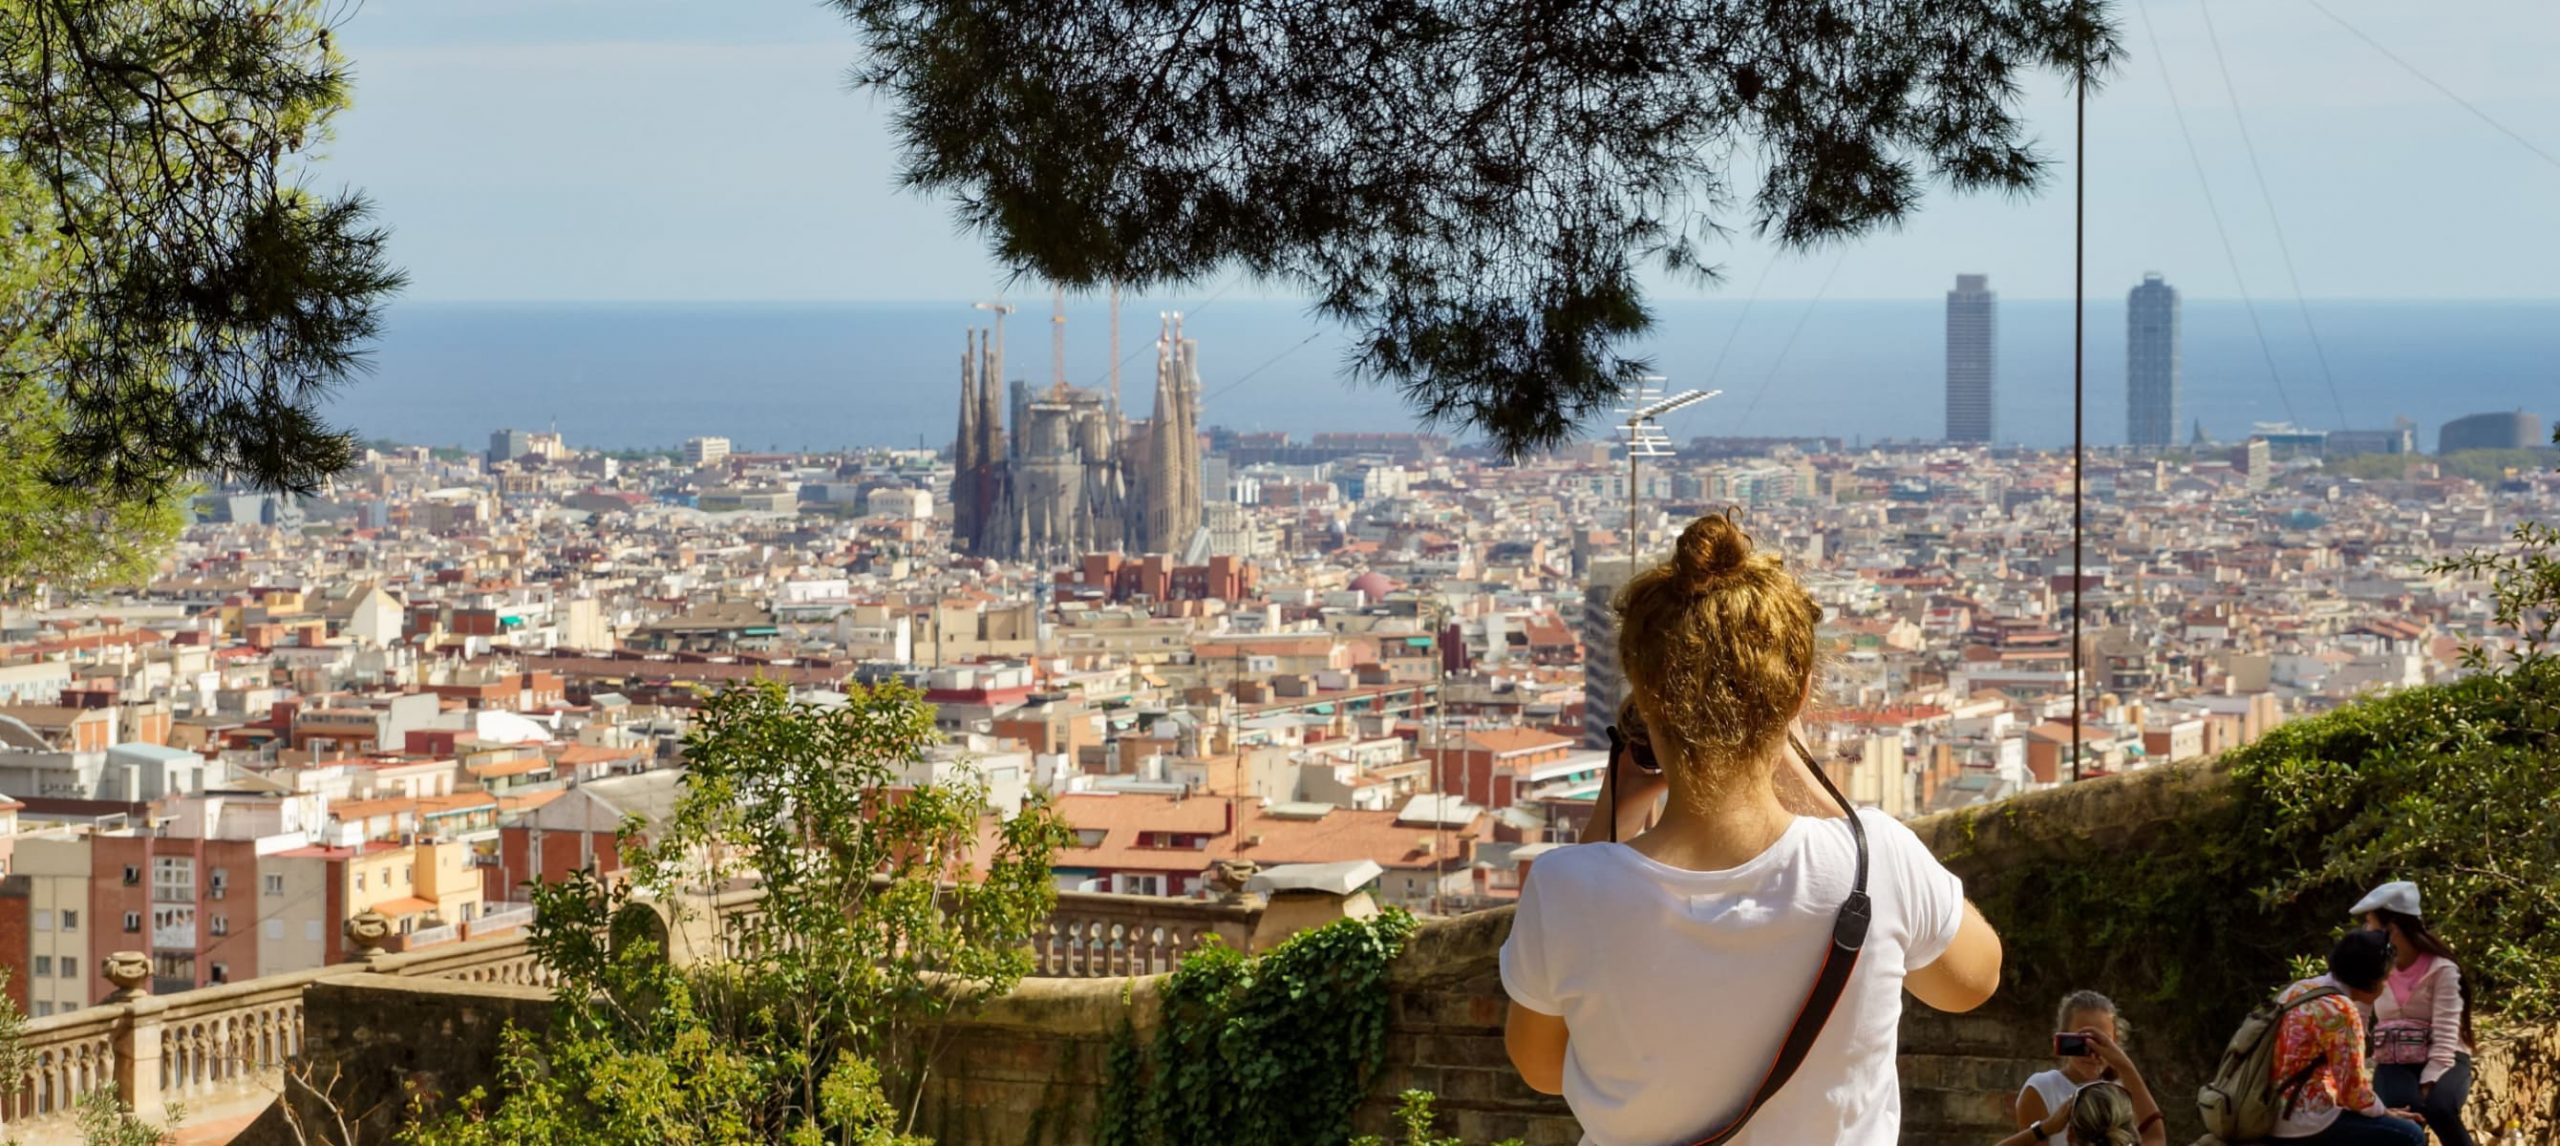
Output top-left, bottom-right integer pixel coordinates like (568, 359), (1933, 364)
(1500, 512), (2004, 1144)
(2015, 991), (2125, 1146)
(1990, 1028), (2167, 1146)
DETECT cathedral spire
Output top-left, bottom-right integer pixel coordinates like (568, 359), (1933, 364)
(955, 329), (981, 549)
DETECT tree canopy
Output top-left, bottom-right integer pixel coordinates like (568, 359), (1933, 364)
(835, 0), (2119, 455)
(0, 0), (402, 504)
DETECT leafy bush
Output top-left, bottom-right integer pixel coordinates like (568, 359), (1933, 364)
(1965, 660), (2560, 1075)
(405, 679), (1069, 1145)
(1101, 911), (1418, 1146)
(1351, 1091), (1521, 1146)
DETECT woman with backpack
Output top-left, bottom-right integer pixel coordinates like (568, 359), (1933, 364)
(2355, 880), (2478, 1146)
(2264, 930), (2427, 1145)
(1500, 512), (2004, 1144)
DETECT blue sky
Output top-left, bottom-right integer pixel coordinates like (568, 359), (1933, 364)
(319, 0), (2560, 302)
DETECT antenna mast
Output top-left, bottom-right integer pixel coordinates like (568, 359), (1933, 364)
(1051, 285), (1067, 391)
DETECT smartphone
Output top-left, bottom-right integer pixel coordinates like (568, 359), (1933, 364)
(2053, 1032), (2092, 1057)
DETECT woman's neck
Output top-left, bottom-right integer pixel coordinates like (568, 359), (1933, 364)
(2395, 944), (2421, 971)
(1628, 765), (1797, 871)
(2061, 1060), (2105, 1085)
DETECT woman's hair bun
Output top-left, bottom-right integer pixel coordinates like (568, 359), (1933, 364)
(1671, 512), (1753, 592)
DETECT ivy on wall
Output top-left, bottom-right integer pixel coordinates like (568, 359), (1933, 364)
(1100, 910), (1419, 1146)
(1955, 661), (2560, 1075)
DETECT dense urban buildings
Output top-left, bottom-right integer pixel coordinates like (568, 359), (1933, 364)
(0, 309), (2548, 1016)
(1945, 274), (1997, 443)
(2126, 274), (2180, 448)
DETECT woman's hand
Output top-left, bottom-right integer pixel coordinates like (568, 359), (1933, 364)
(2086, 1028), (2139, 1080)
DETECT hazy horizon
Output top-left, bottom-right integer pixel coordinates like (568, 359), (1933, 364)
(322, 1), (2560, 304)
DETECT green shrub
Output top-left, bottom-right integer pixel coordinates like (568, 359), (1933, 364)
(1965, 660), (2560, 1072)
(1101, 911), (1418, 1146)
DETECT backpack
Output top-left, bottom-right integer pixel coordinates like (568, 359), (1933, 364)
(2197, 985), (2345, 1142)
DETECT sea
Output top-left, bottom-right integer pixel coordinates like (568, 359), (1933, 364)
(327, 298), (2558, 455)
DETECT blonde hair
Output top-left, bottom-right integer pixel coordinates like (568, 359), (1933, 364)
(2056, 990), (2123, 1043)
(2066, 1081), (2138, 1146)
(1615, 512), (1821, 807)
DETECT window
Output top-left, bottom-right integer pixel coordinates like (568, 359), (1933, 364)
(33, 956), (51, 976)
(123, 912), (140, 933)
(354, 872), (365, 890)
(34, 1002), (50, 1018)
(265, 919), (283, 940)
(304, 920), (322, 942)
(209, 963), (227, 984)
(403, 864), (413, 884)
(58, 960), (75, 980)
(32, 910), (49, 932)
(210, 915), (228, 937)
(152, 857), (195, 903)
(265, 874), (284, 896)
(59, 910), (75, 932)
(122, 865), (140, 885)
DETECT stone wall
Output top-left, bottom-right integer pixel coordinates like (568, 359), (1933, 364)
(255, 755), (2555, 1145)
(234, 977), (555, 1146)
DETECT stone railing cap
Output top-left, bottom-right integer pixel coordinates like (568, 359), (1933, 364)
(1247, 859), (1383, 896)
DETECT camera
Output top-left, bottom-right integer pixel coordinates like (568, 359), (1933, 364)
(2053, 1032), (2093, 1057)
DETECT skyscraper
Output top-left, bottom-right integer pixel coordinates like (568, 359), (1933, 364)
(2126, 273), (2180, 448)
(1945, 274), (1996, 443)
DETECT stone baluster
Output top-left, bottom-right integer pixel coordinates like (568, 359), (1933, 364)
(100, 951), (166, 1124)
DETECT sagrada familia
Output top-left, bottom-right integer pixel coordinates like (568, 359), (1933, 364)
(951, 309), (1206, 561)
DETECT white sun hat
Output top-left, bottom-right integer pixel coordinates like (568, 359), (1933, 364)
(2351, 880), (2422, 918)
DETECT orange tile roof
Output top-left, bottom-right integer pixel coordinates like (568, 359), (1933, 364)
(1458, 727), (1573, 756)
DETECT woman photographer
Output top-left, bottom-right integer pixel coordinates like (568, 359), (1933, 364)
(2355, 881), (2477, 1146)
(1500, 512), (2004, 1144)
(2015, 991), (2127, 1146)
(1991, 1028), (2167, 1146)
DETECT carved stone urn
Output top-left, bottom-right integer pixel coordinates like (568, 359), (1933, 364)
(102, 951), (152, 1001)
(344, 909), (395, 963)
(1205, 858), (1264, 907)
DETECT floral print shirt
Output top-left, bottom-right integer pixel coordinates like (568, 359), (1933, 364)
(2271, 976), (2390, 1137)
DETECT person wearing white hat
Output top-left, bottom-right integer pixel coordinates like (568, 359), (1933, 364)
(2354, 880), (2477, 1146)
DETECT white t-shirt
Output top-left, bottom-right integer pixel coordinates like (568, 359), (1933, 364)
(1499, 809), (1968, 1146)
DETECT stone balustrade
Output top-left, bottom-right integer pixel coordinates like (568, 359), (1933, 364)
(0, 886), (1275, 1138)
(1031, 889), (1262, 978)
(0, 910), (576, 1140)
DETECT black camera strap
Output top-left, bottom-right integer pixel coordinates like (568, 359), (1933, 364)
(1600, 728), (1873, 1145)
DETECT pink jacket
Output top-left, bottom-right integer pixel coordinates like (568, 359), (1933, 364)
(2373, 954), (2471, 1085)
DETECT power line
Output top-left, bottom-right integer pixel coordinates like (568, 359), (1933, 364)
(1082, 272), (1252, 393)
(1730, 249), (1850, 435)
(1698, 257), (1780, 391)
(2196, 0), (2351, 430)
(1205, 332), (1325, 403)
(2134, 0), (2299, 427)
(2303, 0), (2560, 174)
(2073, 48), (2086, 786)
